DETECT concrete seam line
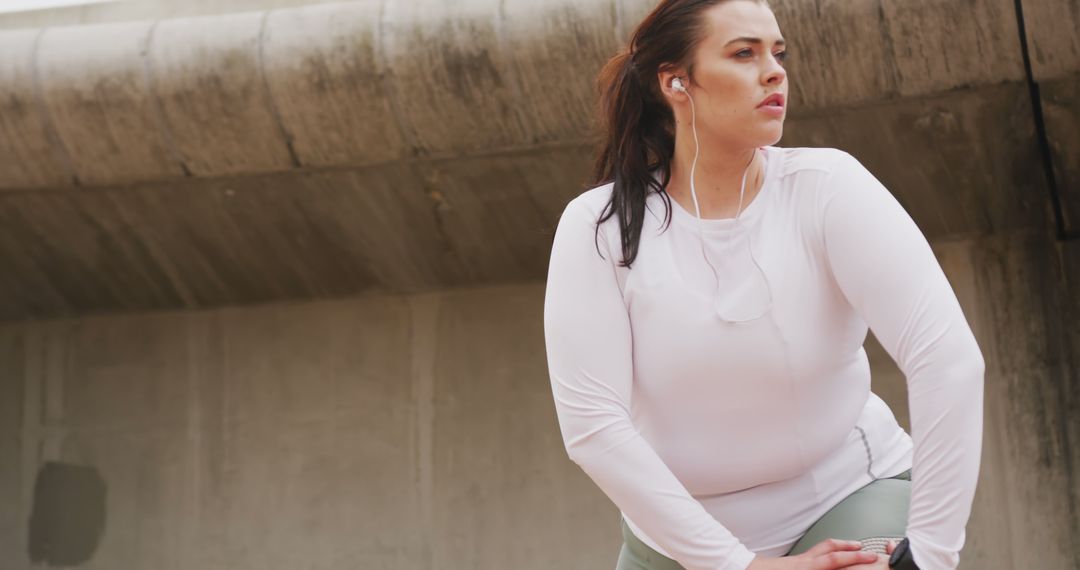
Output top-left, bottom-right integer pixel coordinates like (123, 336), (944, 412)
(407, 293), (440, 570)
(141, 19), (191, 178)
(257, 9), (302, 169)
(375, 0), (420, 157)
(30, 27), (80, 188)
(0, 135), (594, 196)
(495, 0), (526, 116)
(875, 0), (902, 98)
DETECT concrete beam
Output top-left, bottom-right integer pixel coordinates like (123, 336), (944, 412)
(0, 30), (72, 189)
(0, 144), (591, 321)
(0, 0), (1052, 190)
(0, 0), (1074, 320)
(261, 2), (404, 167)
(36, 21), (184, 185)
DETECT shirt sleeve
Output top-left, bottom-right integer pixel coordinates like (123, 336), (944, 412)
(820, 151), (986, 570)
(543, 196), (757, 570)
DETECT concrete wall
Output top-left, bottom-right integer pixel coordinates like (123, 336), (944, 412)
(0, 0), (371, 30)
(1, 237), (1078, 569)
(0, 284), (616, 569)
(0, 0), (1077, 568)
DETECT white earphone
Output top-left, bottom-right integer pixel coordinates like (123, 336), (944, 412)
(672, 77), (686, 92)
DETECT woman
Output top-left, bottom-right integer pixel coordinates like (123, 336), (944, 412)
(542, 1), (985, 569)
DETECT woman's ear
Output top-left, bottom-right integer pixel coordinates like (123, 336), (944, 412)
(657, 68), (688, 100)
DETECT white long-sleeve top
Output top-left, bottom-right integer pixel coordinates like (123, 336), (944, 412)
(543, 145), (985, 570)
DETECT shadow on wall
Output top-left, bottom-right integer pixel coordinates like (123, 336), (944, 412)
(28, 461), (107, 565)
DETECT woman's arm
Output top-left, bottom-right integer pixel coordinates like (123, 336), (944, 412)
(543, 196), (757, 570)
(820, 151), (986, 570)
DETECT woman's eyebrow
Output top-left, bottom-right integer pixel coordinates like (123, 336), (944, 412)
(724, 36), (786, 47)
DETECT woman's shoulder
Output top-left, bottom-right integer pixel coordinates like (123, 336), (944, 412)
(566, 180), (616, 213)
(555, 181), (617, 232)
(772, 145), (854, 179)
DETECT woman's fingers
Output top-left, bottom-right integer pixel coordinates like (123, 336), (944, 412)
(810, 550), (880, 569)
(797, 538), (882, 569)
(804, 538), (863, 556)
(838, 553), (890, 570)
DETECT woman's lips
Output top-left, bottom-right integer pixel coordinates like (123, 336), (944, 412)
(757, 103), (784, 117)
(758, 93), (785, 107)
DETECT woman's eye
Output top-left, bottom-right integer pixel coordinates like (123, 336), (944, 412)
(735, 49), (788, 63)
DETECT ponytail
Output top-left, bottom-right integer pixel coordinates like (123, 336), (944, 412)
(590, 49), (674, 268)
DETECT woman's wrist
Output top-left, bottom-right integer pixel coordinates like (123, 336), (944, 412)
(887, 538), (920, 569)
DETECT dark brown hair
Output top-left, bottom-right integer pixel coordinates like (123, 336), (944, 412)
(590, 0), (767, 267)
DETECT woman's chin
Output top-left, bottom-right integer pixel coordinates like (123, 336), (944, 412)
(747, 127), (783, 149)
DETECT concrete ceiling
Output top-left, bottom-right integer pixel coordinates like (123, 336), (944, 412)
(0, 0), (1076, 322)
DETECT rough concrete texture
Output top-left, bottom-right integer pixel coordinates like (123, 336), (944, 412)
(1022, 0), (1080, 235)
(0, 0), (1045, 190)
(0, 144), (589, 320)
(0, 29), (73, 189)
(261, 2), (405, 167)
(150, 12), (297, 176)
(0, 0), (1077, 568)
(1, 244), (1078, 569)
(0, 0), (1076, 319)
(0, 286), (617, 570)
(0, 0), (373, 31)
(36, 21), (185, 185)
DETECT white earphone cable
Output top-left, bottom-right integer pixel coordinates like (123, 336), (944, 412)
(680, 79), (773, 323)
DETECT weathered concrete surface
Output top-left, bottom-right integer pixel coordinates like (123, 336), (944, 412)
(36, 21), (184, 185)
(0, 144), (589, 320)
(1040, 76), (1080, 236)
(0, 285), (615, 570)
(261, 2), (405, 167)
(965, 236), (1080, 568)
(0, 2), (1076, 570)
(0, 0), (371, 30)
(150, 12), (296, 176)
(775, 0), (1026, 107)
(0, 30), (73, 189)
(0, 0), (1074, 320)
(1, 244), (1077, 569)
(1022, 0), (1080, 235)
(0, 0), (1041, 191)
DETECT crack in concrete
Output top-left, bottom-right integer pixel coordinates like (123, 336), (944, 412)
(30, 28), (80, 187)
(257, 9), (303, 169)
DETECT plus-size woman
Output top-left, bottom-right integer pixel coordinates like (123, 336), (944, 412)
(542, 1), (985, 569)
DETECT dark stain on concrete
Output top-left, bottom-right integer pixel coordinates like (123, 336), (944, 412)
(27, 461), (106, 566)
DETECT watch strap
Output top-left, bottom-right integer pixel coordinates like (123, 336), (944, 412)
(887, 537), (920, 570)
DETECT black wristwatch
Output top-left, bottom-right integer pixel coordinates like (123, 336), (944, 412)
(888, 537), (920, 569)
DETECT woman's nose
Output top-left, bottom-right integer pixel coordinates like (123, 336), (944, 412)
(763, 58), (786, 85)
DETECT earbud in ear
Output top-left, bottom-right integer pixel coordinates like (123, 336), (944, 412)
(672, 77), (686, 92)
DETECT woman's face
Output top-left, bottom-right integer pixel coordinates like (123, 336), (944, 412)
(667, 1), (789, 149)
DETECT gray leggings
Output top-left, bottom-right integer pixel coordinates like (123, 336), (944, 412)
(616, 469), (913, 569)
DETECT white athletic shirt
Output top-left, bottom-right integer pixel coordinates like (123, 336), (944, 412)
(543, 146), (985, 570)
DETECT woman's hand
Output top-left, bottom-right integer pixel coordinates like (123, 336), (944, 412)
(840, 539), (899, 570)
(745, 539), (880, 569)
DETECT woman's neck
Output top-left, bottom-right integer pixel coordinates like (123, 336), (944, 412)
(667, 141), (764, 220)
